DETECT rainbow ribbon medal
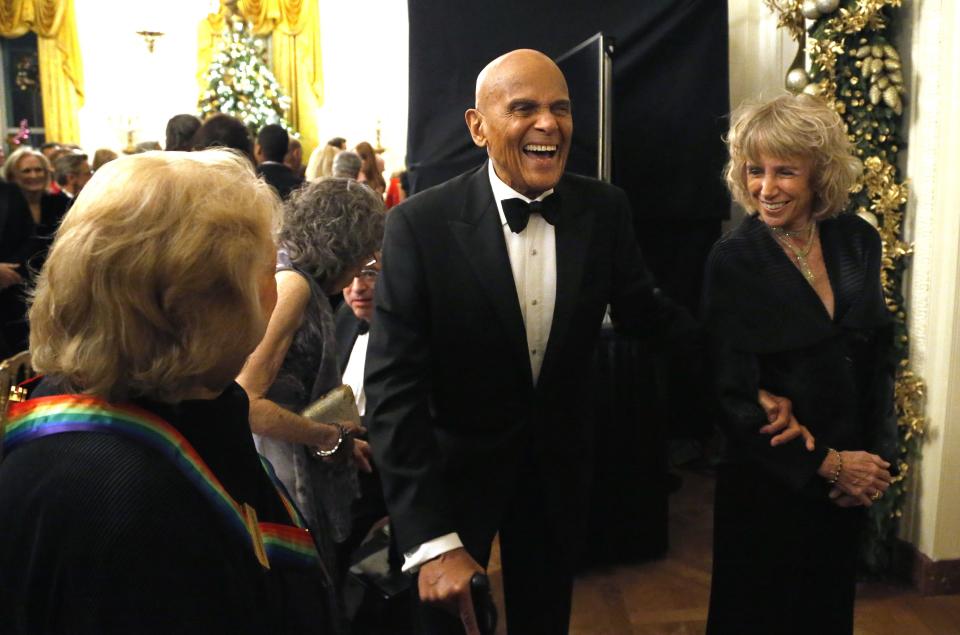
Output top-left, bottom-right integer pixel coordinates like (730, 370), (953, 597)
(5, 394), (320, 570)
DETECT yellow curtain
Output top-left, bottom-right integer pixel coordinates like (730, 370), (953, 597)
(198, 0), (323, 159)
(0, 0), (83, 144)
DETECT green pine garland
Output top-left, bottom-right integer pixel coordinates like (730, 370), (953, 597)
(765, 0), (924, 573)
(198, 14), (295, 136)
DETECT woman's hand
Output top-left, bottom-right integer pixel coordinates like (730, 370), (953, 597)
(317, 422), (373, 473)
(819, 450), (892, 506)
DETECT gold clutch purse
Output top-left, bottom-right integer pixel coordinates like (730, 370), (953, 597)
(301, 384), (361, 428)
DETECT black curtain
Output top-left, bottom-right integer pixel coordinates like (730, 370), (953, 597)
(405, 0), (730, 226)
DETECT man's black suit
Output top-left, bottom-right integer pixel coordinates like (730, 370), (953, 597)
(334, 303), (365, 379)
(257, 162), (303, 200)
(364, 163), (691, 632)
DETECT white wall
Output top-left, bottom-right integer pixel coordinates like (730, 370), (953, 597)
(74, 0), (213, 153)
(73, 0), (410, 175)
(314, 0), (408, 175)
(898, 0), (960, 562)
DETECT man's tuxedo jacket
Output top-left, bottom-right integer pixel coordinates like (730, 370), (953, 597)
(364, 163), (691, 559)
(257, 162), (303, 200)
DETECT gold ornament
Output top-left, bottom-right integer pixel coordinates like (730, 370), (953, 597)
(815, 0), (840, 13)
(882, 85), (902, 114)
(786, 67), (811, 92)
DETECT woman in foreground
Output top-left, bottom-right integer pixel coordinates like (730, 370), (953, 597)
(704, 94), (898, 635)
(0, 149), (333, 634)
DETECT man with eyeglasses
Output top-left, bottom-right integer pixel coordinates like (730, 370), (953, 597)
(336, 258), (380, 417)
(334, 257), (404, 594)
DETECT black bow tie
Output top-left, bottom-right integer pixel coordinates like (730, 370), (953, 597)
(501, 194), (560, 233)
(357, 320), (370, 335)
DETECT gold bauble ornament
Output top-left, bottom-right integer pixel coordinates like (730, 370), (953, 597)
(802, 82), (822, 96)
(802, 0), (821, 19)
(815, 0), (840, 14)
(786, 67), (811, 93)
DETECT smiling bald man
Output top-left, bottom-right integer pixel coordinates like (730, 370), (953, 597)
(364, 49), (799, 635)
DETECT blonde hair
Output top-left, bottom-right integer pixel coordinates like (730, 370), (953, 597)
(725, 93), (862, 220)
(306, 143), (340, 181)
(3, 147), (52, 185)
(29, 149), (280, 402)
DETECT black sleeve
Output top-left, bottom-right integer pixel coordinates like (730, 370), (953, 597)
(0, 188), (37, 269)
(363, 207), (455, 554)
(860, 228), (899, 469)
(702, 249), (829, 492)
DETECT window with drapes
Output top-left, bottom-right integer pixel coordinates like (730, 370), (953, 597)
(0, 32), (46, 149)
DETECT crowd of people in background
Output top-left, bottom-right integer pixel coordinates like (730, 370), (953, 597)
(0, 112), (406, 358)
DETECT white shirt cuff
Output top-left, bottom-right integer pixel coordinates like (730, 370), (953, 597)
(402, 532), (463, 572)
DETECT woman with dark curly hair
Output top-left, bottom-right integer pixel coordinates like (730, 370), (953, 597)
(237, 178), (385, 598)
(704, 94), (897, 634)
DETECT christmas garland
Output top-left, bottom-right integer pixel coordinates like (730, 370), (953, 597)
(762, 0), (924, 573)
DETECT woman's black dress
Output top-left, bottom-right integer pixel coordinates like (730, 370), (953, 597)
(702, 214), (898, 635)
(0, 185), (69, 354)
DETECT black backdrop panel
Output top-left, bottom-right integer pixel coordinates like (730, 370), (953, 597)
(406, 0), (730, 221)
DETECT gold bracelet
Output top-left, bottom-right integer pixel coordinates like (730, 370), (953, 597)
(827, 448), (843, 484)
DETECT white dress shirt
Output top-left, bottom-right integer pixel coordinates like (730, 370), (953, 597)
(402, 161), (559, 572)
(341, 331), (368, 416)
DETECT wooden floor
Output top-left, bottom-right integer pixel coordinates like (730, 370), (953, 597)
(485, 468), (960, 635)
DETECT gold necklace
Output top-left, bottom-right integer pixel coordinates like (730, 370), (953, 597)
(770, 222), (817, 283)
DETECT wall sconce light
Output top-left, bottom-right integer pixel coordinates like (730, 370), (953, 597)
(136, 30), (165, 53)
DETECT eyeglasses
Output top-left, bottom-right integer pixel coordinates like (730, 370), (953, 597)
(356, 268), (378, 281)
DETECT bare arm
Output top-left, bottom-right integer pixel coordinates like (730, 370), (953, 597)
(237, 270), (342, 447)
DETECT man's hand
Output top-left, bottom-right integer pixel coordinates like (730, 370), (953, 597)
(418, 548), (484, 635)
(338, 420), (372, 472)
(0, 263), (23, 290)
(350, 437), (373, 473)
(757, 389), (815, 450)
